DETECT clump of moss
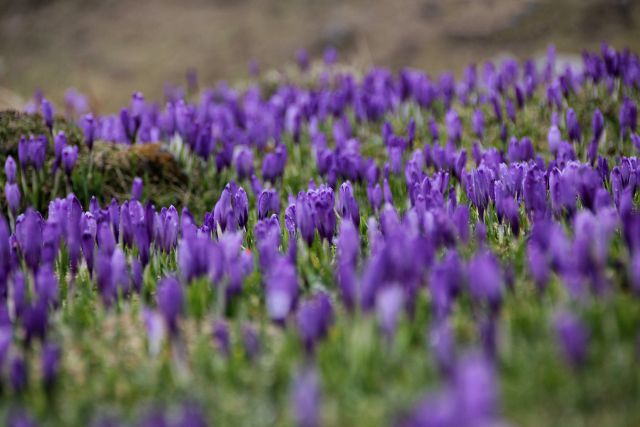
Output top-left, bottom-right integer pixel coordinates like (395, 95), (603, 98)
(74, 141), (188, 208)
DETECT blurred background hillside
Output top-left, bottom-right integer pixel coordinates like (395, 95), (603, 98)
(0, 0), (639, 112)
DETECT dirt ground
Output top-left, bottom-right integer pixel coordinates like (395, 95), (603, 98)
(0, 0), (639, 112)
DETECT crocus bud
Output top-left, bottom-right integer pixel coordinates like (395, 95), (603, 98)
(10, 356), (28, 393)
(242, 324), (261, 361)
(592, 108), (604, 142)
(445, 109), (462, 145)
(4, 156), (16, 183)
(376, 285), (405, 341)
(296, 192), (315, 246)
(296, 293), (334, 353)
(296, 48), (310, 72)
(291, 366), (321, 427)
(62, 145), (78, 176)
(5, 183), (20, 214)
(131, 91), (145, 119)
(82, 114), (95, 151)
(41, 342), (61, 392)
(323, 47), (337, 65)
(41, 99), (54, 132)
(131, 177), (143, 201)
(234, 147), (254, 181)
(156, 276), (184, 336)
(30, 136), (47, 171)
(212, 319), (230, 357)
(18, 136), (28, 169)
(472, 109), (485, 139)
(265, 258), (299, 324)
(554, 311), (588, 368)
(338, 181), (360, 227)
(16, 209), (43, 272)
(566, 108), (581, 143)
(258, 189), (280, 220)
(468, 250), (503, 311)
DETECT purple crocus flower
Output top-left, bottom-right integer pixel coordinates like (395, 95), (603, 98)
(212, 319), (230, 357)
(265, 257), (299, 324)
(82, 114), (96, 151)
(10, 356), (28, 393)
(95, 248), (130, 306)
(234, 146), (254, 181)
(323, 47), (337, 65)
(178, 233), (222, 283)
(23, 299), (48, 345)
(467, 251), (503, 311)
(455, 352), (499, 424)
(337, 219), (359, 267)
(156, 276), (184, 335)
(62, 145), (78, 176)
(29, 136), (47, 171)
(472, 108), (484, 140)
(5, 183), (20, 214)
(566, 108), (581, 142)
(296, 192), (315, 245)
(296, 49), (310, 72)
(338, 181), (360, 226)
(291, 366), (321, 427)
(16, 209), (43, 272)
(376, 285), (405, 340)
(258, 189), (280, 220)
(548, 113), (561, 153)
(18, 136), (28, 169)
(5, 156), (17, 184)
(445, 109), (462, 145)
(592, 108), (604, 142)
(41, 99), (54, 132)
(177, 403), (208, 427)
(430, 318), (456, 377)
(242, 324), (261, 361)
(131, 177), (143, 201)
(296, 292), (334, 353)
(620, 98), (638, 138)
(41, 342), (61, 392)
(53, 131), (67, 170)
(527, 242), (550, 292)
(554, 310), (588, 368)
(35, 263), (59, 306)
(7, 409), (39, 427)
(131, 91), (145, 119)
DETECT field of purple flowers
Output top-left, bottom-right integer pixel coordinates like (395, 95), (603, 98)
(0, 43), (639, 426)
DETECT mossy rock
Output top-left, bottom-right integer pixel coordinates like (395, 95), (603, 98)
(80, 141), (189, 208)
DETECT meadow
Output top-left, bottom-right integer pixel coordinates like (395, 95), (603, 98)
(0, 44), (639, 426)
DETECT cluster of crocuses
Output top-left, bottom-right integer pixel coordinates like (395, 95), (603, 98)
(6, 42), (640, 425)
(3, 126), (80, 218)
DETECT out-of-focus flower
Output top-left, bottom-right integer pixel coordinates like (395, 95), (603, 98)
(296, 292), (334, 353)
(265, 257), (299, 324)
(554, 310), (588, 368)
(42, 99), (54, 131)
(131, 177), (143, 201)
(62, 145), (78, 176)
(41, 342), (61, 392)
(5, 156), (17, 183)
(5, 183), (20, 214)
(157, 276), (184, 336)
(82, 114), (96, 151)
(291, 366), (321, 427)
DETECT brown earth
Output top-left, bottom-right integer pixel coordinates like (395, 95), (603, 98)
(0, 0), (639, 111)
